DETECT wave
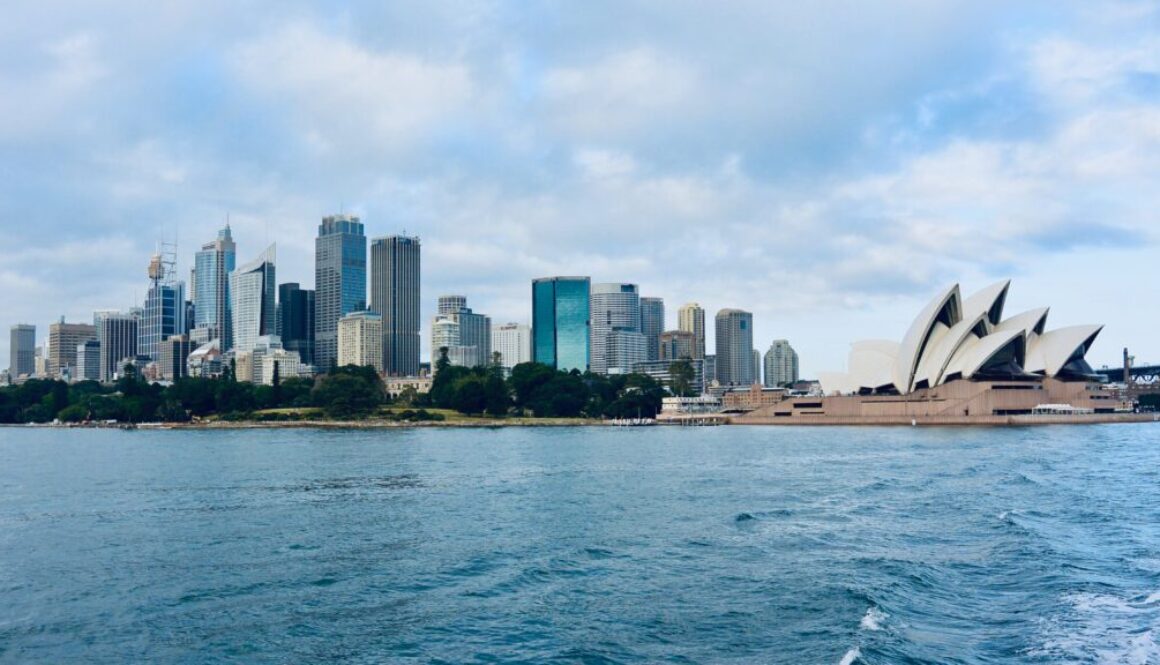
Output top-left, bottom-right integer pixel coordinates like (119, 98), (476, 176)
(860, 607), (887, 631)
(1030, 592), (1160, 663)
(838, 647), (860, 665)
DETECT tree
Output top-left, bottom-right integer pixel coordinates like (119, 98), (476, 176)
(451, 376), (487, 415)
(669, 359), (696, 397)
(311, 372), (382, 419)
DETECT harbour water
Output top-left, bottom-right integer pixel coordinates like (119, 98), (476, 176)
(1, 424), (1158, 663)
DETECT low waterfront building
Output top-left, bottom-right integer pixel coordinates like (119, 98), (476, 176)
(632, 359), (705, 395)
(384, 376), (433, 400)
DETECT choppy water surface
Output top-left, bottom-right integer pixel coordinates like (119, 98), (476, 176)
(1, 425), (1159, 664)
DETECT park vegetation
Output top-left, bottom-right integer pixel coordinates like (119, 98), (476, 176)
(0, 350), (693, 425)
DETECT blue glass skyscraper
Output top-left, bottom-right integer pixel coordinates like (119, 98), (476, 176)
(532, 276), (590, 372)
(193, 224), (236, 350)
(315, 214), (366, 371)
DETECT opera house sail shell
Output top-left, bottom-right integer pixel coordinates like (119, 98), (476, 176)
(820, 279), (1104, 397)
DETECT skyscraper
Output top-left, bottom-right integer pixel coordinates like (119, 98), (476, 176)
(492, 323), (532, 370)
(678, 303), (706, 360)
(315, 214), (367, 372)
(158, 335), (192, 381)
(193, 224), (236, 349)
(76, 340), (101, 382)
(370, 235), (421, 376)
(659, 330), (695, 361)
(48, 320), (97, 379)
(338, 311), (383, 373)
(139, 252), (186, 362)
(430, 296), (491, 369)
(230, 244), (276, 355)
(715, 309), (754, 386)
(764, 339), (800, 387)
(97, 312), (138, 382)
(532, 277), (590, 372)
(277, 283), (315, 367)
(589, 283), (646, 375)
(753, 348), (762, 387)
(640, 297), (665, 362)
(9, 324), (35, 378)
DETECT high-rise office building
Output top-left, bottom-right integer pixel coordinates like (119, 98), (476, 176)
(678, 303), (706, 360)
(704, 354), (716, 385)
(640, 297), (665, 362)
(48, 320), (97, 379)
(371, 235), (421, 376)
(158, 335), (192, 381)
(492, 323), (532, 370)
(97, 312), (138, 382)
(277, 283), (315, 367)
(9, 324), (35, 378)
(605, 329), (648, 375)
(590, 283), (645, 375)
(76, 340), (101, 382)
(764, 339), (800, 388)
(753, 348), (762, 387)
(659, 330), (695, 361)
(315, 214), (367, 372)
(532, 277), (590, 372)
(338, 311), (383, 373)
(715, 309), (755, 386)
(430, 296), (491, 369)
(140, 252), (186, 362)
(230, 244), (276, 355)
(193, 224), (237, 348)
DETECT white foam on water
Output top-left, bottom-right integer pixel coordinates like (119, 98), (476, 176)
(838, 647), (860, 665)
(1030, 592), (1160, 664)
(860, 607), (887, 631)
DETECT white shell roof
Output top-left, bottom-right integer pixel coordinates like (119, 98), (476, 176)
(893, 284), (961, 395)
(1025, 325), (1103, 376)
(914, 312), (989, 388)
(961, 279), (1011, 329)
(943, 328), (1025, 380)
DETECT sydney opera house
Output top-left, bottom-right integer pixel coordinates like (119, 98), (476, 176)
(738, 280), (1136, 424)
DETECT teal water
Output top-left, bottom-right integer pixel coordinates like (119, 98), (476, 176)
(1, 425), (1159, 663)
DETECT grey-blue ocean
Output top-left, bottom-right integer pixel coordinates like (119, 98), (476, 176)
(1, 425), (1158, 664)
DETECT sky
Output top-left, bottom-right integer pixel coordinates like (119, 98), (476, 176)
(2, 1), (1158, 376)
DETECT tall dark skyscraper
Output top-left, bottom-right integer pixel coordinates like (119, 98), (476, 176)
(315, 214), (366, 372)
(277, 283), (315, 367)
(97, 312), (137, 383)
(193, 224), (236, 349)
(139, 251), (186, 362)
(715, 308), (755, 386)
(640, 296), (665, 362)
(370, 235), (421, 376)
(9, 324), (35, 378)
(532, 276), (590, 373)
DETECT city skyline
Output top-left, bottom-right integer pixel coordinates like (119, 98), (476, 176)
(2, 3), (1158, 374)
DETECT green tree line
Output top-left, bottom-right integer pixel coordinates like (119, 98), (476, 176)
(0, 354), (698, 424)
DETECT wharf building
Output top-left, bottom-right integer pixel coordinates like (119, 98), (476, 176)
(371, 235), (421, 376)
(97, 312), (138, 383)
(277, 283), (315, 368)
(677, 303), (706, 359)
(9, 324), (35, 379)
(640, 297), (665, 362)
(338, 311), (383, 374)
(48, 319), (97, 380)
(714, 309), (755, 386)
(492, 323), (532, 370)
(589, 283), (647, 375)
(431, 295), (491, 370)
(315, 214), (367, 372)
(532, 276), (590, 373)
(737, 280), (1135, 424)
(230, 244), (277, 356)
(139, 252), (186, 362)
(192, 224), (236, 350)
(764, 340), (800, 388)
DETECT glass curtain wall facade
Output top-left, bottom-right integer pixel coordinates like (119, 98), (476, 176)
(140, 282), (185, 362)
(315, 215), (367, 372)
(230, 245), (276, 355)
(277, 283), (315, 367)
(640, 297), (665, 362)
(714, 308), (755, 386)
(193, 225), (236, 349)
(532, 277), (590, 373)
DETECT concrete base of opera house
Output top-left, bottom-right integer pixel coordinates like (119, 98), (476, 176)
(730, 378), (1153, 426)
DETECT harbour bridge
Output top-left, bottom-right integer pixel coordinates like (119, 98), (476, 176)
(1094, 363), (1160, 384)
